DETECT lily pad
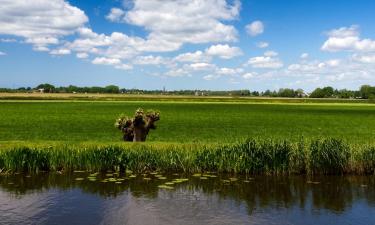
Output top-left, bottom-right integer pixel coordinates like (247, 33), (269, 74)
(158, 185), (174, 190)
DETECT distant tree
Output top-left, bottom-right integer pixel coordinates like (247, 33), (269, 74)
(359, 85), (375, 99)
(115, 108), (160, 142)
(295, 89), (305, 98)
(322, 86), (334, 97)
(36, 83), (55, 93)
(310, 86), (334, 98)
(105, 85), (120, 94)
(278, 88), (296, 97)
(251, 91), (260, 96)
(262, 90), (271, 96)
(309, 88), (323, 98)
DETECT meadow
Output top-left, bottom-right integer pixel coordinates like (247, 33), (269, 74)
(1, 97), (375, 174)
(0, 100), (375, 143)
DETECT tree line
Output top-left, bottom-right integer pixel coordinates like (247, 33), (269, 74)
(1, 83), (375, 99)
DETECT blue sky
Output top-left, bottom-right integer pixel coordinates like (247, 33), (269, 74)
(1, 0), (375, 91)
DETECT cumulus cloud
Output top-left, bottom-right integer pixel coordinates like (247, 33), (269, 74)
(0, 0), (88, 50)
(264, 51), (278, 57)
(352, 54), (375, 63)
(242, 72), (255, 79)
(174, 51), (210, 63)
(115, 64), (133, 70)
(287, 59), (341, 74)
(0, 38), (17, 43)
(321, 25), (375, 52)
(256, 41), (269, 48)
(203, 74), (220, 80)
(174, 44), (242, 63)
(50, 48), (71, 55)
(92, 57), (121, 65)
(189, 62), (216, 71)
(124, 0), (240, 50)
(106, 8), (125, 22)
(0, 51), (6, 56)
(246, 21), (264, 36)
(133, 55), (170, 65)
(205, 44), (242, 59)
(300, 53), (309, 59)
(285, 54), (375, 87)
(215, 67), (243, 76)
(76, 52), (89, 59)
(246, 51), (283, 69)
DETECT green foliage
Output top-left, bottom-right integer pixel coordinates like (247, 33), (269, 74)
(36, 83), (55, 93)
(310, 86), (334, 98)
(309, 139), (350, 174)
(360, 85), (375, 99)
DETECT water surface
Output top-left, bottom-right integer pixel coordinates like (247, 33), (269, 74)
(0, 173), (374, 225)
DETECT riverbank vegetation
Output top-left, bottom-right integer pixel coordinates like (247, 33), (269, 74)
(0, 138), (375, 175)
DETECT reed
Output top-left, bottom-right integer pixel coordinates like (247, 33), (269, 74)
(1, 138), (375, 175)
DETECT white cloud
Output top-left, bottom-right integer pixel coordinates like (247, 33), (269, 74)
(106, 8), (125, 22)
(285, 55), (375, 87)
(0, 51), (6, 56)
(325, 59), (341, 67)
(247, 56), (283, 69)
(242, 72), (255, 79)
(115, 64), (133, 70)
(124, 0), (240, 50)
(76, 52), (89, 59)
(133, 55), (169, 65)
(92, 57), (121, 65)
(352, 54), (375, 63)
(165, 68), (190, 77)
(0, 38), (17, 43)
(205, 44), (242, 59)
(33, 46), (50, 52)
(189, 62), (216, 71)
(0, 0), (88, 50)
(300, 53), (309, 59)
(203, 74), (219, 80)
(174, 51), (210, 63)
(264, 51), (278, 57)
(246, 51), (283, 69)
(287, 59), (340, 74)
(327, 25), (359, 38)
(256, 42), (269, 48)
(321, 25), (375, 52)
(50, 48), (71, 55)
(216, 67), (243, 76)
(246, 21), (264, 36)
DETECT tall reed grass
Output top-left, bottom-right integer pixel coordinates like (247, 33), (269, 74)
(1, 138), (375, 175)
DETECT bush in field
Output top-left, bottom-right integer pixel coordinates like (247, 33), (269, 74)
(115, 108), (160, 142)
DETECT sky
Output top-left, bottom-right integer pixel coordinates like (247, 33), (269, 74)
(0, 0), (375, 91)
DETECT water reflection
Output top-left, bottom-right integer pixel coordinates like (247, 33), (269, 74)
(0, 173), (374, 225)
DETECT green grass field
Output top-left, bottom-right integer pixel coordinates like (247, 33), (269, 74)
(1, 100), (375, 144)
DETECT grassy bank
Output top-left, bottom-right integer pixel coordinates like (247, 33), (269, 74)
(1, 138), (375, 175)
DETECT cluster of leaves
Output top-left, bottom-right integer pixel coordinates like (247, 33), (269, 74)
(115, 108), (160, 131)
(114, 115), (132, 131)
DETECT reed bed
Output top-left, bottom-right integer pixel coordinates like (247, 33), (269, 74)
(1, 138), (375, 175)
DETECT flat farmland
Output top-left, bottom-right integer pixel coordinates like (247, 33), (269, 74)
(0, 100), (374, 144)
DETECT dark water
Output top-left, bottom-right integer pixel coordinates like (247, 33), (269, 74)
(0, 172), (374, 225)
